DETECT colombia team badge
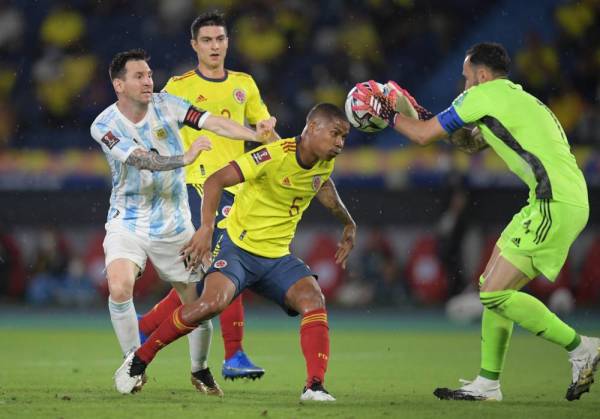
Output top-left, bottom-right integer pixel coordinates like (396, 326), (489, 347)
(233, 88), (246, 104)
(214, 259), (228, 269)
(312, 175), (322, 191)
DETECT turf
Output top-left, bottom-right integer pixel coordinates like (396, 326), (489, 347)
(1, 312), (599, 419)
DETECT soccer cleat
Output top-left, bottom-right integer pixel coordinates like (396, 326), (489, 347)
(300, 380), (336, 402)
(222, 350), (265, 380)
(114, 351), (147, 394)
(434, 377), (502, 401)
(137, 314), (148, 345)
(566, 336), (600, 401)
(191, 368), (224, 397)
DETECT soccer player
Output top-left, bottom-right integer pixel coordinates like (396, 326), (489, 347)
(114, 103), (356, 401)
(137, 11), (275, 381)
(91, 49), (270, 395)
(354, 42), (600, 401)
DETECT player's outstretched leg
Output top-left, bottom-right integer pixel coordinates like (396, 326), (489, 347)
(221, 295), (265, 380)
(566, 336), (600, 401)
(138, 288), (182, 344)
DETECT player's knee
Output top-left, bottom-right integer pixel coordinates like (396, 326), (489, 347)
(106, 275), (133, 302)
(297, 289), (326, 314)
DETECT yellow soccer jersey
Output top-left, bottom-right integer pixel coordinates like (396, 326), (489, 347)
(226, 137), (335, 258)
(163, 69), (270, 193)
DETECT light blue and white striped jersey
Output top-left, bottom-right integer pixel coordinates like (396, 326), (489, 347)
(90, 92), (209, 239)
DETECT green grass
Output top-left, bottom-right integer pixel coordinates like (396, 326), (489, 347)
(1, 313), (599, 418)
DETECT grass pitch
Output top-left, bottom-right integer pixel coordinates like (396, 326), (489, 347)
(1, 309), (599, 418)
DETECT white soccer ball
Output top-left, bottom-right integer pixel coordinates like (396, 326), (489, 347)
(345, 81), (387, 133)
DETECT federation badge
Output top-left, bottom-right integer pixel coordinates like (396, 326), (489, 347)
(233, 88), (246, 104)
(153, 126), (168, 140)
(251, 148), (271, 164)
(221, 205), (232, 217)
(312, 175), (322, 191)
(214, 259), (228, 269)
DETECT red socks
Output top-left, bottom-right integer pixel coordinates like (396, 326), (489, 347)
(220, 294), (245, 359)
(139, 288), (182, 336)
(300, 308), (330, 387)
(136, 306), (196, 364)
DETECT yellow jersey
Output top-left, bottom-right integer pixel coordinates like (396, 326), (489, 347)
(163, 69), (270, 193)
(226, 137), (335, 258)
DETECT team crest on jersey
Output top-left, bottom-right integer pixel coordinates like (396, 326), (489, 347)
(153, 126), (168, 140)
(251, 148), (271, 164)
(214, 259), (228, 269)
(101, 131), (120, 149)
(221, 205), (232, 217)
(312, 176), (322, 191)
(233, 88), (246, 104)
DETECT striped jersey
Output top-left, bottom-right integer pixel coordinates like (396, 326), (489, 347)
(90, 92), (209, 238)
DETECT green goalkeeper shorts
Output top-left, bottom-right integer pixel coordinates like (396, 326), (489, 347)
(497, 199), (588, 281)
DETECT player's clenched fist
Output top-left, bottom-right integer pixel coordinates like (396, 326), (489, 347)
(257, 116), (278, 143)
(184, 136), (212, 165)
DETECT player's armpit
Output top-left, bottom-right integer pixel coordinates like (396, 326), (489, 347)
(126, 148), (186, 171)
(447, 125), (489, 154)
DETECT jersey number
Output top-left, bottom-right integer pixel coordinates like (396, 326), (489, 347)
(289, 197), (303, 216)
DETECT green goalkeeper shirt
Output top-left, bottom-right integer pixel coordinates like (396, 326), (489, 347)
(436, 78), (588, 208)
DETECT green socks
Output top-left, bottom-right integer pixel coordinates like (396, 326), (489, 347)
(480, 289), (578, 348)
(480, 307), (513, 380)
(479, 288), (580, 379)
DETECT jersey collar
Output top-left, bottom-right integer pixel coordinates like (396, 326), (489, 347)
(195, 68), (228, 82)
(295, 135), (316, 170)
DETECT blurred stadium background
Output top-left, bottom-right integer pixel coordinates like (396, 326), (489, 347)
(1, 0), (600, 315)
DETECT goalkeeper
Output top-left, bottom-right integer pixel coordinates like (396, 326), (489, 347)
(354, 42), (599, 402)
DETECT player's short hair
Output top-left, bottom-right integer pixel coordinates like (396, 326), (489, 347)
(109, 49), (150, 81)
(466, 42), (510, 76)
(191, 11), (227, 39)
(306, 103), (347, 124)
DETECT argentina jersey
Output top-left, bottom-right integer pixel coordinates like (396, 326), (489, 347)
(91, 93), (197, 239)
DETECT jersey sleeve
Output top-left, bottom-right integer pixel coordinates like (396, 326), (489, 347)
(160, 92), (211, 129)
(244, 77), (271, 126)
(436, 85), (492, 134)
(230, 143), (278, 182)
(90, 122), (142, 163)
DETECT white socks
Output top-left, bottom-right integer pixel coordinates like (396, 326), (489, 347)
(108, 297), (141, 356)
(188, 319), (213, 373)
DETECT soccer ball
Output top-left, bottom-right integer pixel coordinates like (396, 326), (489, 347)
(345, 81), (387, 133)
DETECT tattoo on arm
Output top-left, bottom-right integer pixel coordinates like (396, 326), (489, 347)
(316, 178), (355, 226)
(126, 149), (185, 171)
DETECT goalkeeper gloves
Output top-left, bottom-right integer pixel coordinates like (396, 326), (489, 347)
(351, 80), (434, 129)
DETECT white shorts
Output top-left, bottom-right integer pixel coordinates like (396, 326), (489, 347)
(103, 221), (201, 283)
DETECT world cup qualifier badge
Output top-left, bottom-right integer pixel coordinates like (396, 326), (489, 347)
(312, 175), (322, 191)
(101, 131), (120, 149)
(251, 148), (271, 164)
(233, 88), (246, 104)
